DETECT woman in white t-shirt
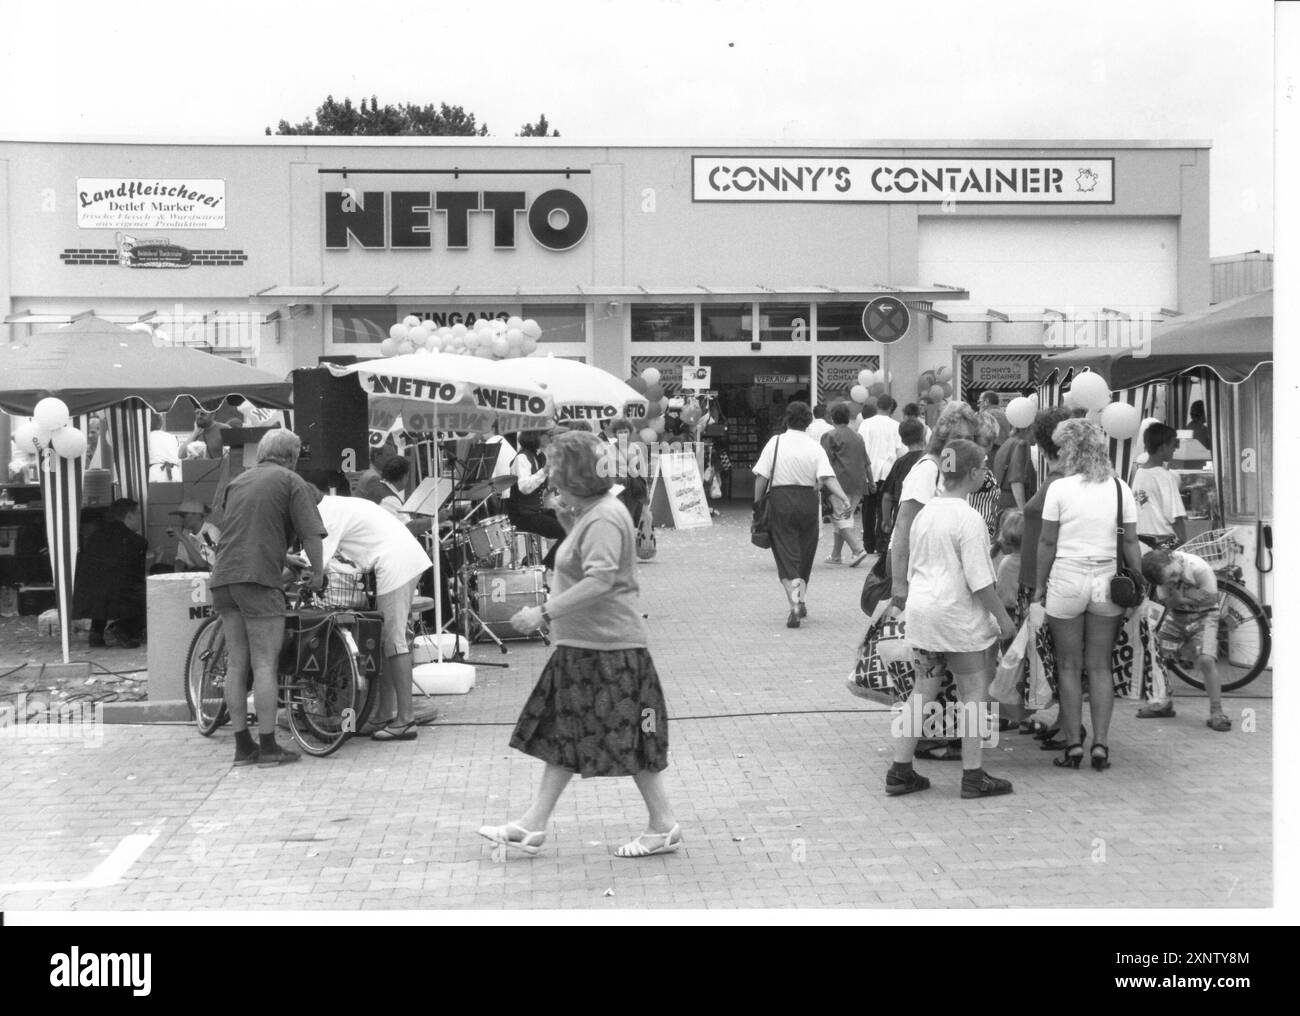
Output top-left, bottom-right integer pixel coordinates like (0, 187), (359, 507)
(886, 439), (1017, 799)
(1034, 419), (1144, 772)
(752, 401), (853, 629)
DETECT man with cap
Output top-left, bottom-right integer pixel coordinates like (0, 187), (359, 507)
(171, 500), (221, 572)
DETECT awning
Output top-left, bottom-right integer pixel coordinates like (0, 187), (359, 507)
(250, 283), (970, 305)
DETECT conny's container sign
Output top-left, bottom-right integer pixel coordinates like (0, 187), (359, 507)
(78, 179), (226, 229)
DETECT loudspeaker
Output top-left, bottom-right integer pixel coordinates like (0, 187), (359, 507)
(292, 367), (369, 474)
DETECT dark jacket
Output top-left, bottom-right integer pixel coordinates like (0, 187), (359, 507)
(820, 425), (873, 499)
(72, 519), (148, 620)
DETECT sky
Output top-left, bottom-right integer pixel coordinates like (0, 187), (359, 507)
(0, 0), (1279, 255)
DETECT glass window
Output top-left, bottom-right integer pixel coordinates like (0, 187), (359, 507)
(520, 304), (586, 344)
(759, 303), (811, 342)
(632, 304), (693, 343)
(816, 303), (866, 341)
(332, 305), (396, 344)
(702, 303), (751, 343)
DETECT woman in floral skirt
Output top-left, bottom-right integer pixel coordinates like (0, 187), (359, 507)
(478, 430), (680, 858)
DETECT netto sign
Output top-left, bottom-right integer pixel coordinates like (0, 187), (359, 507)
(325, 189), (588, 251)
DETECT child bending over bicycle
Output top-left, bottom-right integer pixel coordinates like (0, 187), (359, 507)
(1140, 548), (1230, 732)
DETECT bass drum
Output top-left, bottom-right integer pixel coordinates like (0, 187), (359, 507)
(472, 567), (548, 639)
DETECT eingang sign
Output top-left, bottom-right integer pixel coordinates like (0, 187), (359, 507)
(78, 179), (226, 229)
(693, 157), (1114, 203)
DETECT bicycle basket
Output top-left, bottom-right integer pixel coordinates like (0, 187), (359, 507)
(321, 568), (376, 610)
(1177, 529), (1239, 571)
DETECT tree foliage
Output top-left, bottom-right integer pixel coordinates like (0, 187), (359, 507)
(267, 95), (490, 136)
(517, 113), (559, 138)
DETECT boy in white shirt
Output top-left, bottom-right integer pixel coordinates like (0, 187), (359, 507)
(1132, 423), (1187, 551)
(1141, 548), (1229, 732)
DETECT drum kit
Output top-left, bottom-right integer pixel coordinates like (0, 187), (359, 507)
(420, 471), (552, 656)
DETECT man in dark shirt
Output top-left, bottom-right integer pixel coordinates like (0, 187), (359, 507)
(210, 429), (327, 767)
(74, 498), (149, 648)
(878, 418), (927, 543)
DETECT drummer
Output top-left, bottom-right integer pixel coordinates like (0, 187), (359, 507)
(505, 430), (565, 570)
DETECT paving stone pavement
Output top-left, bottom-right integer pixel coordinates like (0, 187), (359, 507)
(0, 505), (1272, 911)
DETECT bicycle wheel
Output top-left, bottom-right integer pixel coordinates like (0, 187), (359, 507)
(284, 620), (361, 757)
(184, 616), (230, 736)
(1167, 580), (1272, 692)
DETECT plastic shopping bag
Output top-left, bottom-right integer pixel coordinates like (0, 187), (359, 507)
(989, 619), (1030, 707)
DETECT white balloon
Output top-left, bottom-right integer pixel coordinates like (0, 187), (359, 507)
(389, 323), (410, 341)
(32, 398), (71, 433)
(521, 319), (542, 339)
(506, 315), (524, 331)
(426, 334), (444, 352)
(408, 326), (430, 347)
(641, 367), (662, 387)
(475, 318), (494, 333)
(464, 331), (481, 350)
(52, 426), (87, 459)
(857, 370), (875, 388)
(380, 338), (399, 357)
(1062, 389), (1079, 409)
(490, 335), (510, 357)
(403, 315), (421, 329)
(451, 323), (469, 338)
(505, 327), (525, 348)
(1069, 371), (1111, 411)
(11, 421), (45, 454)
(397, 340), (415, 355)
(1100, 401), (1142, 440)
(520, 336), (539, 356)
(850, 384), (869, 404)
(1005, 396), (1037, 430)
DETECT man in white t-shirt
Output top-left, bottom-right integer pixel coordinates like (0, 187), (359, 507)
(311, 476), (434, 742)
(806, 404), (834, 443)
(857, 396), (901, 553)
(1131, 422), (1187, 550)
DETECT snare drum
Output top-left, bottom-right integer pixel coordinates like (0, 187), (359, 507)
(471, 567), (547, 638)
(465, 515), (513, 564)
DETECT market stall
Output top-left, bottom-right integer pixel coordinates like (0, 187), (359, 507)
(0, 316), (293, 661)
(1036, 290), (1273, 605)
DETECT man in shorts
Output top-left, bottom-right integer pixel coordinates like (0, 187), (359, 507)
(210, 429), (327, 767)
(1141, 548), (1230, 731)
(307, 472), (434, 741)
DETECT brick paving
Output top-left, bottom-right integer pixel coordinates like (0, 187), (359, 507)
(0, 504), (1272, 911)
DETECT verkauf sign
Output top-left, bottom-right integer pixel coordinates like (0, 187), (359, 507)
(693, 157), (1114, 203)
(78, 179), (226, 229)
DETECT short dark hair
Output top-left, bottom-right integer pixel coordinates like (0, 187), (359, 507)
(981, 391), (1000, 407)
(903, 402), (922, 418)
(899, 418), (925, 446)
(1141, 549), (1174, 587)
(784, 400), (813, 430)
(860, 401), (877, 419)
(830, 403), (851, 426)
(877, 395), (896, 414)
(517, 430), (545, 452)
(1033, 406), (1072, 460)
(1143, 422), (1178, 455)
(109, 498), (138, 522)
(812, 403), (827, 419)
(380, 456), (410, 484)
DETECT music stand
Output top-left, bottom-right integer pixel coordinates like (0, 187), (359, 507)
(402, 477), (454, 518)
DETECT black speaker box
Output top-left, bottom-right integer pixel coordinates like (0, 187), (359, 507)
(291, 367), (369, 474)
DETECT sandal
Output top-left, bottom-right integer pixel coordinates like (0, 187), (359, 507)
(614, 824), (683, 858)
(1206, 713), (1232, 733)
(372, 721), (418, 741)
(1090, 743), (1111, 771)
(886, 766), (931, 796)
(478, 822), (546, 856)
(1054, 743), (1085, 769)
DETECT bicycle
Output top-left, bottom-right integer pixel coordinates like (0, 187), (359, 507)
(1153, 528), (1272, 692)
(184, 573), (381, 757)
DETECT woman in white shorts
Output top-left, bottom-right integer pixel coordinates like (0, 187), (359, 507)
(1034, 419), (1144, 772)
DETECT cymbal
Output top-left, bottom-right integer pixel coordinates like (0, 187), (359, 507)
(466, 475), (517, 500)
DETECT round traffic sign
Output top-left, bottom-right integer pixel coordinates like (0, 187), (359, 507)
(862, 297), (911, 344)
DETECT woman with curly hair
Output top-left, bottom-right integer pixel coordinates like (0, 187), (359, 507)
(1034, 419), (1144, 772)
(967, 409), (1005, 540)
(479, 430), (680, 858)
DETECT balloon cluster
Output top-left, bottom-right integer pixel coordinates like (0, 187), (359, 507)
(378, 315), (543, 359)
(848, 368), (888, 405)
(10, 398), (87, 463)
(625, 367), (668, 442)
(917, 366), (953, 403)
(1063, 371), (1141, 439)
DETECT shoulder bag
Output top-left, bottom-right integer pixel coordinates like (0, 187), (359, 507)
(750, 437), (780, 549)
(1108, 478), (1145, 608)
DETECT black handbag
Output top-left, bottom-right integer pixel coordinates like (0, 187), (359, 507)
(750, 437), (779, 549)
(1108, 478), (1145, 608)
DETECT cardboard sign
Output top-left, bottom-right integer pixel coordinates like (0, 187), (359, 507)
(654, 452), (713, 530)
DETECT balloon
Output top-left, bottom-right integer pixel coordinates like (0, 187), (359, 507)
(490, 335), (509, 357)
(402, 315), (421, 329)
(1062, 389), (1079, 408)
(936, 366), (952, 383)
(397, 340), (415, 355)
(32, 397), (70, 433)
(869, 382), (886, 397)
(506, 315), (524, 331)
(928, 385), (945, 402)
(389, 323), (410, 341)
(940, 382), (952, 397)
(641, 367), (662, 387)
(379, 338), (399, 357)
(426, 334), (443, 352)
(1069, 371), (1111, 411)
(505, 327), (525, 348)
(650, 416), (666, 435)
(639, 428), (658, 444)
(681, 406), (702, 425)
(1005, 396), (1037, 430)
(644, 383), (664, 402)
(408, 326), (430, 347)
(438, 327), (453, 340)
(520, 336), (539, 355)
(858, 369), (876, 388)
(627, 376), (649, 395)
(451, 323), (468, 338)
(521, 319), (542, 339)
(1100, 401), (1142, 440)
(644, 400), (663, 420)
(463, 330), (481, 350)
(921, 370), (936, 386)
(850, 385), (869, 403)
(51, 426), (86, 459)
(11, 421), (44, 454)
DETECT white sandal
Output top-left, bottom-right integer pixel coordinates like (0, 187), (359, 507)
(614, 824), (683, 858)
(478, 822), (546, 856)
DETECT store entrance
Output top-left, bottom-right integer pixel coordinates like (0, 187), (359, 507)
(701, 356), (810, 501)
